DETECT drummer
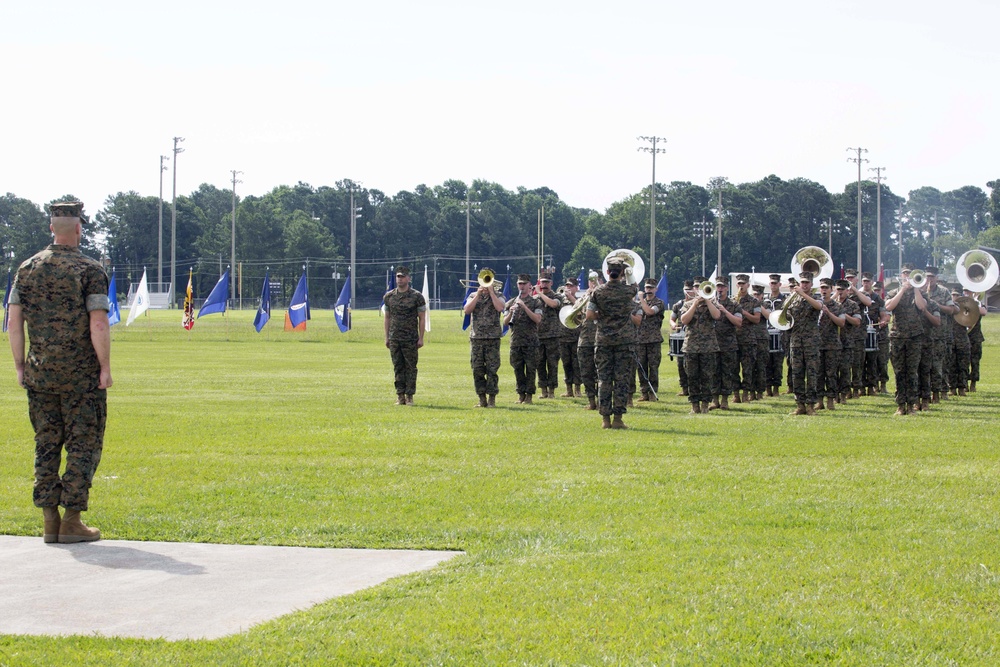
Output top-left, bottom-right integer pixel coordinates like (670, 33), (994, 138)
(859, 272), (887, 395)
(760, 273), (786, 396)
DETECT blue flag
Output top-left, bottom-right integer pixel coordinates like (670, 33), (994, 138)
(334, 275), (351, 333)
(501, 270), (513, 337)
(655, 268), (669, 304)
(107, 270), (121, 326)
(387, 269), (397, 292)
(253, 270), (271, 332)
(198, 270), (230, 318)
(461, 286), (476, 330)
(2, 269), (11, 333)
(288, 271), (309, 328)
(577, 267), (587, 290)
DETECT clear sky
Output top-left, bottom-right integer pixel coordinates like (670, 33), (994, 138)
(2, 0), (997, 217)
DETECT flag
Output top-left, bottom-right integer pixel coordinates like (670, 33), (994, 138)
(182, 268), (195, 329)
(421, 265), (432, 332)
(577, 267), (588, 291)
(840, 263), (845, 279)
(2, 269), (11, 333)
(253, 270), (271, 333)
(285, 271), (308, 331)
(708, 266), (717, 285)
(655, 267), (669, 304)
(387, 269), (397, 292)
(198, 270), (230, 318)
(501, 270), (513, 337)
(461, 285), (475, 331)
(879, 263), (885, 299)
(126, 269), (150, 326)
(107, 270), (121, 326)
(334, 274), (351, 333)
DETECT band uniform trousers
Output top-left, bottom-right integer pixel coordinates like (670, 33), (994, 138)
(850, 341), (865, 390)
(818, 348), (840, 399)
(676, 354), (688, 391)
(918, 337), (933, 400)
(596, 344), (634, 416)
(29, 388), (107, 512)
(738, 342), (756, 392)
(536, 339), (561, 390)
(559, 341), (581, 387)
(389, 340), (419, 395)
(789, 343), (820, 405)
(684, 352), (717, 404)
(890, 336), (922, 406)
(635, 342), (662, 395)
(765, 338), (784, 388)
(470, 339), (501, 396)
(715, 349), (739, 397)
(930, 338), (949, 393)
(951, 342), (970, 391)
(970, 338), (983, 382)
(578, 345), (597, 398)
(510, 344), (538, 396)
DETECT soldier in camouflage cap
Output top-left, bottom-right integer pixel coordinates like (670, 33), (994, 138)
(7, 200), (110, 543)
(463, 267), (505, 407)
(586, 258), (637, 428)
(383, 265), (427, 405)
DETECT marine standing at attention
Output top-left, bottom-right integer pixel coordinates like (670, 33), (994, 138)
(383, 266), (427, 406)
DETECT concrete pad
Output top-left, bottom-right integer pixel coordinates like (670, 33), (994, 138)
(0, 536), (461, 641)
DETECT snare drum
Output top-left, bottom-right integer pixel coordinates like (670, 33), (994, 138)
(865, 326), (878, 352)
(768, 329), (783, 354)
(669, 332), (685, 358)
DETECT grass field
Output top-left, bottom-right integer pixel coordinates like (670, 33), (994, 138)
(2, 309), (999, 665)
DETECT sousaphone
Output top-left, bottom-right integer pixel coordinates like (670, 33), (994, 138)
(956, 249), (999, 293)
(602, 249), (646, 286)
(790, 246), (834, 282)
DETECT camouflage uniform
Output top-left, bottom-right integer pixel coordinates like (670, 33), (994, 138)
(861, 293), (885, 391)
(887, 288), (924, 407)
(384, 287), (427, 396)
(634, 295), (666, 397)
(714, 296), (743, 398)
(10, 245), (110, 511)
(558, 315), (582, 389)
(588, 280), (637, 417)
(968, 309), (985, 384)
(577, 316), (598, 399)
(787, 296), (821, 405)
(917, 294), (941, 402)
(837, 297), (861, 396)
(761, 293), (785, 389)
(670, 299), (688, 392)
(951, 310), (971, 392)
(535, 287), (565, 392)
(468, 291), (502, 397)
(506, 295), (543, 397)
(681, 299), (720, 405)
(751, 298), (769, 394)
(817, 297), (843, 399)
(736, 292), (759, 393)
(925, 283), (954, 394)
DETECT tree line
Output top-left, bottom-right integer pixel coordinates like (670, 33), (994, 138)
(3, 176), (999, 307)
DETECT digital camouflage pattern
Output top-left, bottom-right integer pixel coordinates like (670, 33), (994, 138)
(383, 288), (427, 343)
(470, 339), (501, 396)
(577, 318), (598, 398)
(468, 291), (502, 340)
(588, 281), (638, 347)
(505, 295), (542, 395)
(589, 280), (637, 416)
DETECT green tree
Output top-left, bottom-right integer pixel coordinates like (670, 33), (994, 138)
(0, 194), (50, 266)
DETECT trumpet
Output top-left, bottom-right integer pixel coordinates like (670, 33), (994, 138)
(697, 280), (716, 300)
(908, 269), (927, 289)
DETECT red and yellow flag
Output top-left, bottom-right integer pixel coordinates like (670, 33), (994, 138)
(182, 269), (195, 330)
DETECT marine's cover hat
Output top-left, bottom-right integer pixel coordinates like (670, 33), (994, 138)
(50, 200), (89, 225)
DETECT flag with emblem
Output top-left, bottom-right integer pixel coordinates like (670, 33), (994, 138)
(198, 270), (230, 318)
(334, 274), (351, 333)
(285, 271), (308, 331)
(125, 269), (150, 326)
(253, 270), (271, 333)
(182, 268), (195, 329)
(107, 270), (121, 326)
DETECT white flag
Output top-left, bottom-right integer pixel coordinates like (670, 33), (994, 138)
(421, 265), (432, 332)
(126, 269), (150, 326)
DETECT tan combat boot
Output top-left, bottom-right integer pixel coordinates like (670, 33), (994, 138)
(790, 403), (808, 415)
(487, 394), (496, 407)
(59, 510), (100, 544)
(516, 393), (525, 404)
(720, 395), (730, 410)
(575, 385), (583, 397)
(958, 387), (967, 397)
(585, 396), (597, 410)
(638, 392), (650, 403)
(42, 507), (61, 544)
(523, 394), (533, 405)
(626, 395), (634, 408)
(395, 394), (406, 405)
(895, 404), (908, 416)
(708, 396), (720, 411)
(677, 387), (689, 397)
(920, 398), (929, 411)
(602, 415), (612, 429)
(476, 394), (488, 408)
(970, 381), (977, 392)
(690, 402), (701, 414)
(700, 401), (711, 414)
(931, 391), (939, 404)
(816, 400), (825, 410)
(406, 395), (414, 406)
(733, 392), (742, 404)
(826, 397), (836, 411)
(611, 415), (628, 429)
(804, 403), (817, 416)
(561, 383), (574, 398)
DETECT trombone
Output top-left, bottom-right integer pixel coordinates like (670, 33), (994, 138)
(459, 268), (501, 291)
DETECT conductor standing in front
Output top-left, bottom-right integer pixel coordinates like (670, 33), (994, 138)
(586, 258), (636, 429)
(7, 200), (111, 544)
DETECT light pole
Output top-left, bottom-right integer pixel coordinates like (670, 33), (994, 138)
(870, 166), (886, 276)
(638, 136), (667, 270)
(230, 170), (242, 304)
(847, 147), (869, 274)
(464, 186), (481, 285)
(170, 137), (185, 308)
(693, 217), (710, 276)
(349, 182), (363, 309)
(158, 155), (168, 290)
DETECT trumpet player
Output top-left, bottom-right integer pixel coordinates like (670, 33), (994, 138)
(558, 277), (583, 398)
(843, 269), (872, 398)
(711, 277), (744, 411)
(669, 280), (696, 397)
(787, 271), (824, 415)
(630, 278), (666, 402)
(679, 278), (721, 414)
(885, 264), (933, 415)
(463, 270), (506, 408)
(534, 274), (565, 399)
(504, 274), (543, 404)
(586, 258), (636, 429)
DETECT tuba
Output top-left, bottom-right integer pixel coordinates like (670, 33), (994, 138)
(559, 293), (591, 329)
(791, 246), (834, 282)
(602, 249), (646, 286)
(956, 249), (999, 293)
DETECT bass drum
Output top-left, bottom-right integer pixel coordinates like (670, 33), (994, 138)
(668, 332), (685, 359)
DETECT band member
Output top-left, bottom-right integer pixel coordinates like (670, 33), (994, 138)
(915, 273), (942, 411)
(966, 288), (988, 391)
(734, 274), (760, 403)
(462, 269), (505, 407)
(873, 280), (891, 392)
(784, 277), (798, 394)
(886, 264), (931, 415)
(759, 273), (785, 396)
(670, 280), (696, 396)
(923, 267), (956, 403)
(787, 271), (823, 415)
(534, 274), (565, 399)
(859, 272), (887, 395)
(950, 288), (971, 396)
(558, 277), (583, 397)
(815, 278), (845, 411)
(751, 283), (769, 399)
(679, 278), (721, 414)
(503, 274), (543, 404)
(586, 258), (637, 428)
(843, 269), (871, 398)
(711, 277), (743, 410)
(577, 272), (600, 410)
(631, 278), (666, 401)
(834, 279), (860, 404)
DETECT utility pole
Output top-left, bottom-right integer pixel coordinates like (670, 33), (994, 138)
(230, 170), (243, 304)
(158, 155), (168, 290)
(170, 136), (185, 308)
(464, 186), (481, 285)
(537, 205), (545, 277)
(898, 201), (905, 274)
(716, 189), (724, 278)
(847, 147), (869, 274)
(637, 136), (667, 271)
(349, 182), (362, 310)
(870, 166), (886, 276)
